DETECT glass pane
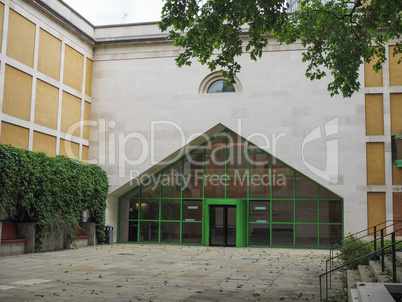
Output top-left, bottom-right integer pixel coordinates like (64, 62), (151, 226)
(123, 187), (140, 198)
(161, 199), (181, 220)
(272, 200), (294, 222)
(182, 177), (203, 198)
(249, 200), (270, 222)
(141, 178), (160, 198)
(295, 177), (318, 199)
(226, 153), (248, 175)
(139, 221), (159, 242)
(295, 224), (318, 247)
(319, 187), (339, 199)
(119, 220), (138, 242)
(205, 133), (227, 153)
(272, 159), (294, 176)
(272, 224), (293, 246)
(226, 131), (248, 153)
(161, 222), (180, 243)
(272, 176), (294, 198)
(183, 154), (204, 176)
(119, 199), (139, 220)
(226, 177), (247, 198)
(249, 176), (270, 198)
(319, 224), (342, 247)
(140, 199), (159, 220)
(182, 222), (202, 244)
(183, 200), (202, 221)
(162, 160), (182, 176)
(320, 200), (342, 223)
(249, 224), (270, 246)
(161, 174), (181, 198)
(207, 80), (235, 93)
(205, 153), (226, 174)
(295, 200), (318, 223)
(249, 153), (270, 175)
(205, 176), (225, 198)
(210, 206), (224, 246)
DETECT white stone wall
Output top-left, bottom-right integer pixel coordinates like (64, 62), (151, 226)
(90, 27), (367, 234)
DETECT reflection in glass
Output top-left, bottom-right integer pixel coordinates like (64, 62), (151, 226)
(205, 153), (226, 175)
(205, 133), (227, 153)
(205, 176), (225, 198)
(295, 177), (318, 199)
(249, 176), (270, 198)
(319, 224), (342, 247)
(161, 199), (181, 220)
(249, 200), (270, 222)
(182, 200), (202, 221)
(272, 224), (293, 246)
(207, 80), (235, 93)
(182, 222), (202, 244)
(140, 221), (159, 242)
(295, 224), (317, 247)
(140, 199), (159, 220)
(124, 187), (140, 198)
(319, 187), (339, 199)
(295, 200), (317, 223)
(226, 177), (247, 198)
(320, 200), (342, 223)
(272, 200), (294, 222)
(249, 224), (270, 246)
(226, 131), (248, 153)
(183, 154), (204, 175)
(161, 174), (181, 198)
(272, 160), (294, 176)
(182, 177), (203, 198)
(272, 176), (294, 198)
(227, 153), (248, 175)
(161, 222), (180, 243)
(249, 153), (270, 175)
(120, 199), (139, 220)
(141, 178), (160, 198)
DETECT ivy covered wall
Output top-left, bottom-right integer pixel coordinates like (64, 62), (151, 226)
(0, 144), (109, 251)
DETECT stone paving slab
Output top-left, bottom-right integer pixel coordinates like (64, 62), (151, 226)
(0, 244), (338, 301)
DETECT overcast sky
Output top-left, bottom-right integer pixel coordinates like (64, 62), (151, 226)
(63, 0), (164, 25)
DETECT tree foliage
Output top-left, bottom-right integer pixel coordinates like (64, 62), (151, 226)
(159, 0), (402, 98)
(0, 144), (109, 251)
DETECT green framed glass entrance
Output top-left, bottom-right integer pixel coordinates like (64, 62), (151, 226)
(117, 128), (343, 248)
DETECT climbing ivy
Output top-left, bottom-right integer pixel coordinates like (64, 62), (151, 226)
(0, 144), (109, 251)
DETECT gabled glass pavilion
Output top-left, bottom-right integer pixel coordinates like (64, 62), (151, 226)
(118, 125), (343, 248)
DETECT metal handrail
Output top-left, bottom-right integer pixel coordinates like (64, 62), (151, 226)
(320, 229), (402, 301)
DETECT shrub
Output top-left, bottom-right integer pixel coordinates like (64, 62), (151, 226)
(0, 144), (109, 251)
(338, 234), (373, 270)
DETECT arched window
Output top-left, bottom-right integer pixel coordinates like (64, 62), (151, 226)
(198, 71), (242, 94)
(207, 80), (235, 93)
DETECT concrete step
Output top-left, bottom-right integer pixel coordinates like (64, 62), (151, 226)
(396, 251), (402, 264)
(355, 282), (395, 302)
(384, 257), (402, 283)
(369, 261), (391, 283)
(347, 270), (361, 302)
(350, 288), (360, 302)
(358, 265), (375, 282)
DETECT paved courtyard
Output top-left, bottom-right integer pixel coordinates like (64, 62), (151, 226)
(0, 244), (338, 301)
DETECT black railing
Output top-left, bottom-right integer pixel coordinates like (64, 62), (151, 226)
(328, 220), (402, 288)
(320, 228), (402, 301)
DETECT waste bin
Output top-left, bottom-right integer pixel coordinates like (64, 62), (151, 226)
(104, 225), (113, 244)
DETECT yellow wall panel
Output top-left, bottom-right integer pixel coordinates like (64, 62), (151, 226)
(366, 143), (385, 185)
(59, 139), (79, 159)
(85, 58), (92, 96)
(0, 3), (5, 52)
(367, 192), (386, 234)
(365, 94), (384, 135)
(364, 53), (383, 87)
(38, 29), (61, 80)
(35, 80), (59, 130)
(3, 65), (32, 121)
(61, 91), (81, 137)
(7, 9), (35, 68)
(63, 45), (83, 91)
(389, 46), (402, 86)
(82, 101), (91, 140)
(82, 145), (89, 162)
(0, 122), (29, 149)
(32, 131), (56, 156)
(391, 94), (402, 135)
(392, 165), (402, 185)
